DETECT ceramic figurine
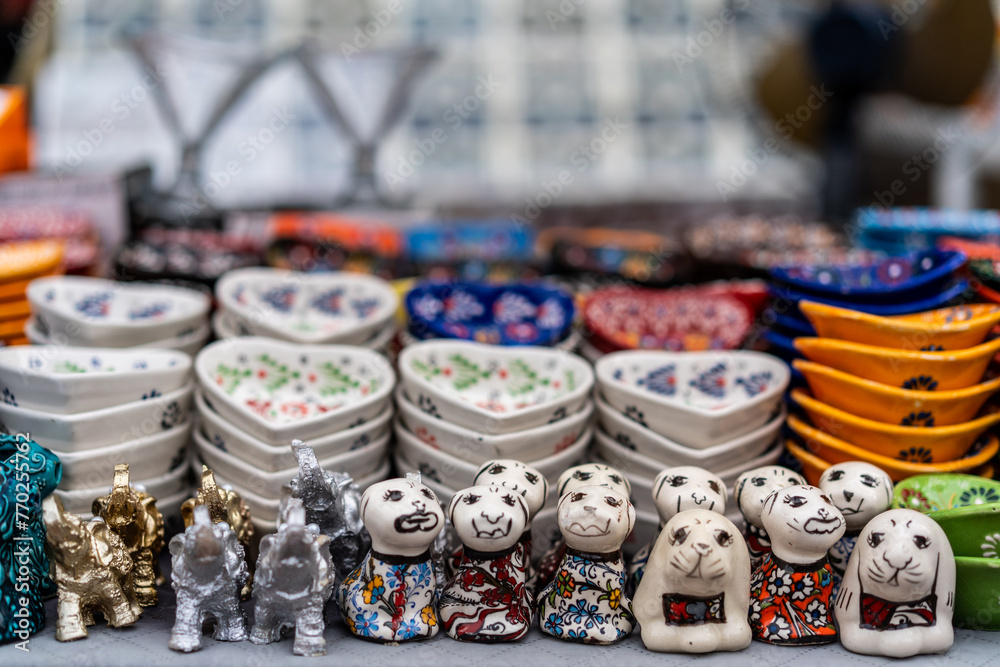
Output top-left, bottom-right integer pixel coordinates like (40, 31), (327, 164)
(537, 485), (635, 644)
(734, 466), (805, 568)
(819, 462), (893, 592)
(92, 464), (165, 607)
(633, 509), (751, 653)
(749, 485), (845, 645)
(42, 496), (142, 642)
(280, 440), (370, 581)
(1, 433), (61, 645)
(534, 463), (632, 595)
(835, 509), (956, 657)
(169, 505), (249, 652)
(337, 478), (444, 643)
(439, 484), (532, 642)
(250, 499), (334, 657)
(628, 467), (727, 593)
(181, 466), (255, 600)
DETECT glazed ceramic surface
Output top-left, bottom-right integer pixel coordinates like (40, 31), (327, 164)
(0, 383), (192, 452)
(398, 340), (593, 434)
(800, 301), (1000, 350)
(771, 279), (970, 317)
(596, 350), (789, 448)
(893, 474), (1000, 513)
(395, 386), (592, 464)
(650, 467), (727, 523)
(794, 336), (1000, 391)
(195, 338), (394, 445)
(735, 466), (806, 568)
(790, 388), (1000, 462)
(0, 346), (191, 414)
(952, 557), (1000, 630)
(195, 390), (392, 472)
(27, 276), (210, 347)
(793, 360), (1000, 427)
(216, 268), (397, 345)
(25, 316), (210, 356)
(594, 392), (783, 469)
(213, 308), (397, 352)
(405, 281), (574, 346)
(926, 503), (1000, 563)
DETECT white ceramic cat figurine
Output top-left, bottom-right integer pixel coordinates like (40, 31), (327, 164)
(734, 466), (805, 568)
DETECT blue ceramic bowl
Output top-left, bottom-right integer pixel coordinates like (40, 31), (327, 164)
(406, 281), (575, 346)
(764, 309), (816, 337)
(769, 249), (966, 302)
(769, 279), (971, 317)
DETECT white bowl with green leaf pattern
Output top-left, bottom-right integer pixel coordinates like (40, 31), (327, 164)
(398, 340), (594, 434)
(195, 337), (395, 445)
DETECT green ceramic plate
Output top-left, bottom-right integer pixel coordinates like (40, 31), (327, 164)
(954, 557), (1000, 630)
(892, 473), (1000, 512)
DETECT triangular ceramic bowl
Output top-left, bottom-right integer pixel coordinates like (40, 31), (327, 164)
(195, 337), (395, 445)
(215, 268), (398, 345)
(397, 339), (594, 434)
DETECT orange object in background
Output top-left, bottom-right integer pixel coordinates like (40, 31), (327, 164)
(0, 86), (29, 174)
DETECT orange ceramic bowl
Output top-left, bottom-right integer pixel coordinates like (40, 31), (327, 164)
(784, 417), (1000, 483)
(799, 300), (1000, 350)
(793, 336), (1000, 390)
(790, 389), (1000, 462)
(792, 359), (1000, 427)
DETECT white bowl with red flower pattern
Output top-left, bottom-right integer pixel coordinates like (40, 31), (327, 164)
(398, 340), (594, 434)
(595, 350), (789, 448)
(195, 337), (394, 445)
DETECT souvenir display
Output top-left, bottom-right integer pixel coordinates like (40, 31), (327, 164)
(337, 478), (444, 643)
(0, 434), (61, 644)
(113, 226), (260, 288)
(633, 509), (752, 653)
(749, 485), (845, 645)
(250, 499), (334, 656)
(835, 509), (956, 657)
(439, 485), (532, 642)
(42, 495), (142, 642)
(893, 473), (1000, 512)
(537, 486), (635, 644)
(734, 466), (806, 568)
(539, 226), (694, 285)
(168, 505), (249, 652)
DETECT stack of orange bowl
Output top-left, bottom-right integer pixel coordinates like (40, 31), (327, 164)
(0, 239), (64, 347)
(786, 300), (1000, 484)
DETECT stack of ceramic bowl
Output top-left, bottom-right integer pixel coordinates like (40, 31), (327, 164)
(192, 337), (396, 533)
(24, 276), (212, 355)
(212, 268), (398, 352)
(0, 240), (65, 347)
(394, 339), (595, 504)
(591, 350), (790, 527)
(786, 300), (1000, 484)
(0, 345), (194, 519)
(764, 249), (968, 361)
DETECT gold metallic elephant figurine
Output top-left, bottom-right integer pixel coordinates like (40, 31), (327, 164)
(92, 464), (165, 607)
(42, 495), (142, 642)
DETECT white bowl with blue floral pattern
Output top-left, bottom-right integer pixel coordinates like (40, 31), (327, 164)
(595, 350), (789, 448)
(54, 459), (189, 515)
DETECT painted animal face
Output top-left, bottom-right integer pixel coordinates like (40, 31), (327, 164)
(735, 466), (805, 529)
(652, 466), (726, 523)
(473, 459), (547, 519)
(448, 484), (529, 552)
(660, 510), (744, 594)
(819, 462), (893, 532)
(855, 509), (947, 602)
(762, 485), (845, 561)
(556, 463), (631, 498)
(361, 478), (444, 555)
(557, 485), (635, 553)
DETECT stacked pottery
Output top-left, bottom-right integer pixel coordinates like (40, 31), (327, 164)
(786, 301), (1000, 483)
(0, 240), (65, 347)
(0, 345), (195, 520)
(211, 267), (399, 352)
(25, 276), (212, 355)
(192, 337), (396, 533)
(591, 350), (790, 533)
(393, 339), (595, 508)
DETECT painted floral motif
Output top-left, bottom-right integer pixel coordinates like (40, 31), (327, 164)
(262, 286), (296, 313)
(898, 447), (934, 463)
(689, 363), (727, 398)
(920, 345), (945, 352)
(416, 393), (440, 418)
(308, 289), (344, 316)
(1, 387), (15, 407)
(749, 554), (837, 645)
(982, 534), (999, 559)
(439, 543), (532, 641)
(957, 486), (1000, 506)
(827, 534), (858, 595)
(336, 552), (438, 642)
(211, 433), (226, 451)
(128, 302), (169, 320)
(532, 541), (568, 597)
(160, 401), (182, 429)
(445, 291), (485, 322)
(897, 488), (933, 512)
(636, 364), (676, 396)
(417, 463), (441, 484)
(351, 298), (381, 320)
(142, 389), (161, 400)
(411, 294), (443, 321)
(537, 552), (634, 644)
(537, 299), (567, 330)
(745, 524), (772, 569)
(623, 405), (647, 427)
(735, 371), (772, 398)
(493, 291), (536, 323)
(902, 375), (938, 391)
(901, 411), (935, 427)
(75, 291), (112, 318)
(614, 432), (636, 451)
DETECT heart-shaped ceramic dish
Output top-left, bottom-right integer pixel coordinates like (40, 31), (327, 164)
(212, 309), (397, 351)
(0, 346), (192, 414)
(892, 473), (1000, 513)
(195, 338), (394, 445)
(0, 383), (192, 452)
(595, 350), (789, 448)
(593, 392), (784, 469)
(395, 386), (592, 464)
(195, 390), (393, 472)
(25, 317), (210, 356)
(27, 276), (211, 347)
(405, 281), (575, 346)
(215, 268), (398, 345)
(398, 340), (594, 434)
(53, 461), (189, 516)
